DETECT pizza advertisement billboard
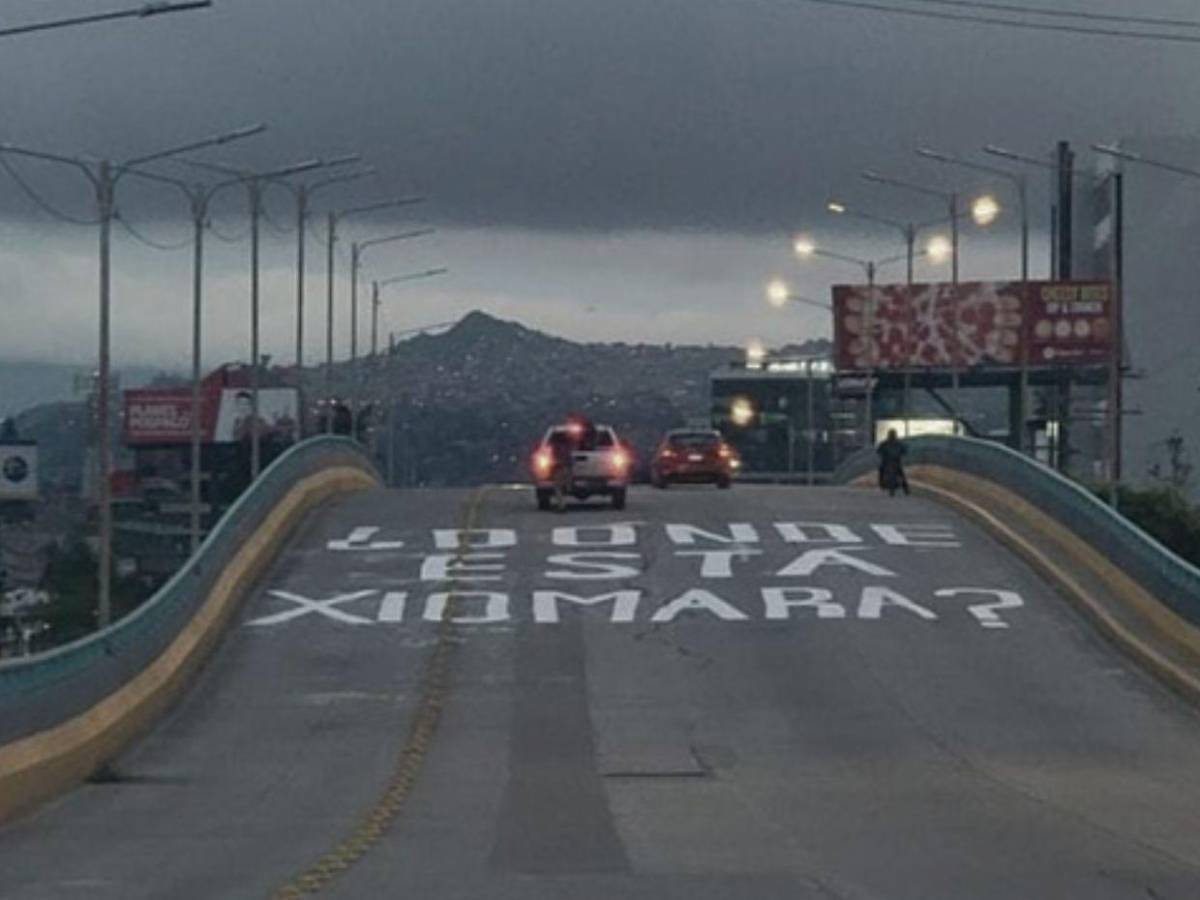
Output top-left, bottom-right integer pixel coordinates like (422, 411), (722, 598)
(1027, 282), (1113, 366)
(832, 280), (1112, 372)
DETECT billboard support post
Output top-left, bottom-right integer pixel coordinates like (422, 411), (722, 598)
(806, 359), (816, 486)
(903, 224), (915, 438)
(866, 262), (876, 447)
(189, 195), (205, 553)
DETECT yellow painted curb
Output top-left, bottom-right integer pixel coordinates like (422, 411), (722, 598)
(856, 466), (1200, 703)
(0, 465), (378, 825)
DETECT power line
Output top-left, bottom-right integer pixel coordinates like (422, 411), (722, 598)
(208, 219), (249, 243)
(0, 155), (98, 226)
(907, 0), (1200, 30)
(114, 210), (191, 251)
(779, 0), (1200, 43)
(260, 202), (296, 236)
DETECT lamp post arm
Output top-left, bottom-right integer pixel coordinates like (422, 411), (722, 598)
(358, 227), (436, 254)
(810, 246), (870, 269)
(378, 267), (449, 289)
(1092, 144), (1200, 181)
(120, 124), (265, 170)
(0, 1), (211, 38)
(0, 143), (96, 184)
(917, 147), (1023, 186)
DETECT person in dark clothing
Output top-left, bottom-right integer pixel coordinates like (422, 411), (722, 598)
(877, 428), (910, 496)
(546, 429), (575, 511)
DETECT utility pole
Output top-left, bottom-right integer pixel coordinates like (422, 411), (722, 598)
(0, 123), (265, 626)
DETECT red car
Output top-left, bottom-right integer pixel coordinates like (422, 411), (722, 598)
(651, 429), (740, 489)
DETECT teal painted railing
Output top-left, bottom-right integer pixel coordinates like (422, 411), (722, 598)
(834, 435), (1200, 622)
(0, 437), (378, 745)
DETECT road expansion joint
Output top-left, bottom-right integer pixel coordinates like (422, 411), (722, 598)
(270, 486), (490, 898)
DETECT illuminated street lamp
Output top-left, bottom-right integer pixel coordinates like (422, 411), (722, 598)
(971, 194), (1001, 226)
(861, 169), (999, 426)
(762, 279), (832, 486)
(745, 339), (768, 367)
(791, 238), (902, 444)
(730, 396), (756, 427)
(826, 199), (956, 432)
(791, 236), (949, 443)
(918, 146), (1032, 452)
(765, 278), (831, 312)
(926, 234), (952, 262)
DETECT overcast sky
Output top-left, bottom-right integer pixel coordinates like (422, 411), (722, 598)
(2, 0), (1199, 366)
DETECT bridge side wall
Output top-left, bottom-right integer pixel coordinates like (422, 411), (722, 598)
(835, 435), (1200, 624)
(0, 437), (379, 823)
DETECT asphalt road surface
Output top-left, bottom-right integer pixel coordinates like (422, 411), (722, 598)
(3, 485), (1200, 899)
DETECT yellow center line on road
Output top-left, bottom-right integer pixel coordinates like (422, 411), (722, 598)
(271, 485), (493, 898)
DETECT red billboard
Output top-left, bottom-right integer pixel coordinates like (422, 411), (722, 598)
(124, 390), (198, 445)
(123, 383), (300, 446)
(832, 280), (1113, 371)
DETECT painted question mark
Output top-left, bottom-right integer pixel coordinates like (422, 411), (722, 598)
(934, 588), (1025, 629)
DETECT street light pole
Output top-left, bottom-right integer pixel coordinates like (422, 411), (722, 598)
(181, 157), (325, 474)
(0, 123), (265, 625)
(789, 242), (915, 450)
(827, 201), (954, 436)
(97, 161), (114, 624)
(322, 197), (425, 433)
(1089, 143), (1198, 503)
(348, 228), (435, 422)
(806, 358), (816, 487)
(326, 209), (337, 432)
(862, 170), (985, 435)
(918, 147), (1029, 451)
(122, 166), (247, 554)
(287, 164), (370, 374)
(372, 267), (449, 357)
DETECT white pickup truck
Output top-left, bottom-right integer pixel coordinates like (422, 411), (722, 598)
(531, 421), (631, 510)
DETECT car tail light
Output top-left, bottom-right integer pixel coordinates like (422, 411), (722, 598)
(717, 444), (733, 458)
(659, 448), (675, 460)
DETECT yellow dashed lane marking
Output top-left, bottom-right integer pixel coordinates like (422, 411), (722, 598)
(271, 487), (490, 898)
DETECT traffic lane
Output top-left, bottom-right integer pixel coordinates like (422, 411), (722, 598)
(327, 484), (842, 900)
(328, 484), (1200, 899)
(596, 486), (1200, 897)
(0, 488), (473, 900)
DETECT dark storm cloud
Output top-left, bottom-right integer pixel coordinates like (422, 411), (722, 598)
(1, 0), (1199, 235)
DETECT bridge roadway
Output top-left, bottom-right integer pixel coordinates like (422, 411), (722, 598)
(3, 485), (1200, 898)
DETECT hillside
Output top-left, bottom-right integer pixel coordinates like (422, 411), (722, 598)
(0, 362), (168, 420)
(329, 311), (829, 485)
(8, 312), (829, 490)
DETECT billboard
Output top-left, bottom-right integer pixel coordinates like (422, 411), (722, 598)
(124, 390), (195, 444)
(0, 444), (38, 500)
(124, 386), (299, 445)
(832, 280), (1113, 371)
(212, 388), (298, 444)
